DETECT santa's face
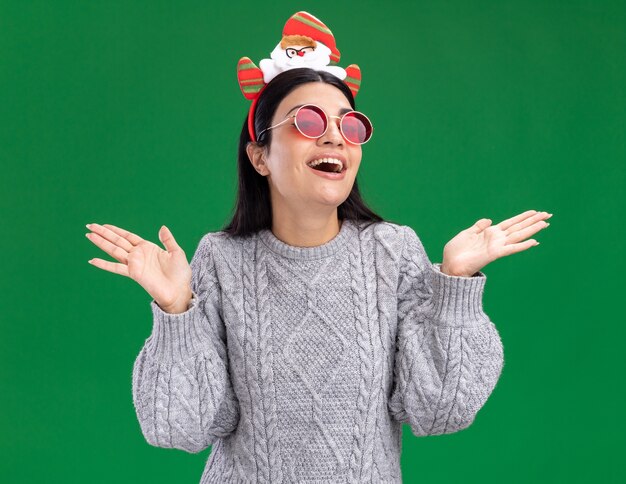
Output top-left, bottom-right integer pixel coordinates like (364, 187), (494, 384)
(260, 82), (362, 221)
(270, 41), (332, 69)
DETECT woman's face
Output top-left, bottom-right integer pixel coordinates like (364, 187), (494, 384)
(250, 82), (362, 217)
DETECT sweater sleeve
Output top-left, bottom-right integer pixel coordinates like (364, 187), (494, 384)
(388, 225), (504, 436)
(131, 235), (240, 453)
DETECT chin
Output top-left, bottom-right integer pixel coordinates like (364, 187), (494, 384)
(315, 192), (350, 208)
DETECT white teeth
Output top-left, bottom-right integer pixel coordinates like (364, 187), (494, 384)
(306, 157), (344, 173)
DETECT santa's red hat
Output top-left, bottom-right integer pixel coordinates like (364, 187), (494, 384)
(282, 11), (341, 64)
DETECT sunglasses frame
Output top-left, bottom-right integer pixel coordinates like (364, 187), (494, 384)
(257, 104), (373, 145)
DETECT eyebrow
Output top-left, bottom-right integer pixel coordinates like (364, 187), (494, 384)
(283, 104), (353, 118)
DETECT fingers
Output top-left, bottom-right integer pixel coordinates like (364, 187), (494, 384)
(472, 218), (493, 232)
(497, 210), (539, 231)
(507, 212), (552, 237)
(159, 225), (182, 254)
(87, 257), (130, 277)
(497, 210), (538, 230)
(501, 238), (539, 257)
(99, 223), (144, 247)
(498, 210), (552, 233)
(85, 230), (131, 264)
(506, 219), (550, 245)
(498, 210), (553, 249)
(85, 223), (142, 266)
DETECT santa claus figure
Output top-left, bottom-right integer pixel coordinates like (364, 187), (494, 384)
(259, 32), (347, 84)
(237, 11), (361, 101)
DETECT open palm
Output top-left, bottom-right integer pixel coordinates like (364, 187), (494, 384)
(86, 223), (192, 310)
(441, 210), (553, 277)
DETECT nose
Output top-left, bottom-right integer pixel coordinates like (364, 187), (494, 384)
(317, 117), (344, 146)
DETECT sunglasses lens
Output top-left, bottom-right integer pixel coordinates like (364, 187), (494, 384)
(341, 112), (373, 144)
(295, 106), (327, 138)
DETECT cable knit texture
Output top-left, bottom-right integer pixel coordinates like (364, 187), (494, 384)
(131, 219), (505, 483)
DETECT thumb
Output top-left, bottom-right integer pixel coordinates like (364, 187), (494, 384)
(473, 218), (493, 232)
(159, 225), (181, 253)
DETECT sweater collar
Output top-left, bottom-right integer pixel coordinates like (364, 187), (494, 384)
(258, 219), (357, 260)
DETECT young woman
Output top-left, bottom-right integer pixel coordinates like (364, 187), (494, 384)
(85, 16), (552, 484)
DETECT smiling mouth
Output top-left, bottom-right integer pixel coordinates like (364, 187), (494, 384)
(306, 158), (345, 173)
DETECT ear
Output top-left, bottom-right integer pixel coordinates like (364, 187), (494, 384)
(246, 142), (269, 176)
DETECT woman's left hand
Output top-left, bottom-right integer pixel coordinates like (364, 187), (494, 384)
(440, 210), (553, 277)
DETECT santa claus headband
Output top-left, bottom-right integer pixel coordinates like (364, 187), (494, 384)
(237, 11), (362, 142)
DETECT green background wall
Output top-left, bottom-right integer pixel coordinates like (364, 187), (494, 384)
(1, 0), (624, 482)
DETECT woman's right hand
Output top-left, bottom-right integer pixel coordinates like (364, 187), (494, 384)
(86, 223), (193, 313)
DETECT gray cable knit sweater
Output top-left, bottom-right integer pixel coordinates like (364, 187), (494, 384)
(131, 219), (504, 483)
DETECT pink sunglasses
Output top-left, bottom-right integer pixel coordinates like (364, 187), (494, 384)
(257, 104), (373, 145)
